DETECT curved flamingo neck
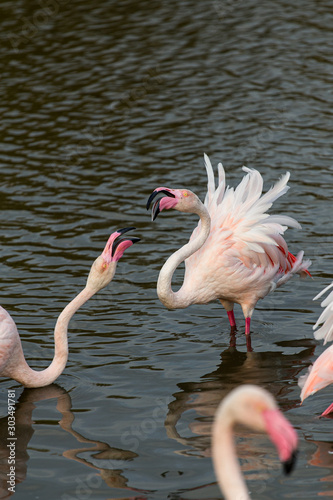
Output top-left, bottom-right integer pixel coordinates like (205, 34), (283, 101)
(212, 412), (250, 500)
(157, 202), (211, 309)
(11, 286), (95, 388)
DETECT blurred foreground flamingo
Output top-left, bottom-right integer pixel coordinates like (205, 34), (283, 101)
(147, 154), (311, 334)
(299, 282), (333, 416)
(0, 228), (139, 388)
(212, 385), (298, 500)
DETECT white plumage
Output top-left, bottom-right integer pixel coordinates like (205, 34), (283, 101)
(313, 283), (333, 344)
(147, 155), (311, 333)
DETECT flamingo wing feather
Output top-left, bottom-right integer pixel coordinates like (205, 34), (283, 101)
(186, 157), (310, 292)
(313, 283), (333, 344)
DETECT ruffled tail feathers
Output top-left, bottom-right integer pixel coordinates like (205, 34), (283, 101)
(275, 251), (312, 287)
(287, 251), (312, 277)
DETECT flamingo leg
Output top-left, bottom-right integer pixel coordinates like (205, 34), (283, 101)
(241, 303), (255, 336)
(245, 317), (251, 335)
(321, 403), (333, 418)
(227, 310), (236, 328)
(220, 300), (236, 329)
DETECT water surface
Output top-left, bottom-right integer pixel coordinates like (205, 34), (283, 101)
(0, 0), (333, 498)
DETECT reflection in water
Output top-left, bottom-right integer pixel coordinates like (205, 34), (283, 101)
(1, 0), (333, 496)
(306, 438), (333, 497)
(0, 388), (38, 500)
(56, 388), (148, 497)
(162, 335), (316, 498)
(0, 385), (147, 500)
(165, 334), (315, 461)
(231, 327), (253, 352)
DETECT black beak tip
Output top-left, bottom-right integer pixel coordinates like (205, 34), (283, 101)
(111, 230), (140, 257)
(146, 190), (158, 211)
(152, 211), (159, 222)
(117, 227), (136, 235)
(146, 188), (175, 212)
(283, 450), (298, 475)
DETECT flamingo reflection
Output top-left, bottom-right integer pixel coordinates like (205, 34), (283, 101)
(164, 334), (314, 497)
(305, 437), (333, 497)
(0, 385), (147, 499)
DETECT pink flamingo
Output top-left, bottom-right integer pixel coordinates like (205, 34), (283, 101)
(299, 282), (333, 416)
(212, 385), (298, 500)
(147, 154), (311, 334)
(0, 228), (139, 388)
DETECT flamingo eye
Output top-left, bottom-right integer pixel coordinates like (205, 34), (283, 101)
(183, 191), (188, 197)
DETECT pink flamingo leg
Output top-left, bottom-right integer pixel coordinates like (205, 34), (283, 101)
(321, 403), (333, 417)
(245, 317), (251, 335)
(227, 310), (236, 328)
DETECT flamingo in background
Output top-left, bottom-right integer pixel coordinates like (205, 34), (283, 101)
(0, 228), (139, 388)
(147, 154), (311, 334)
(299, 282), (333, 416)
(212, 385), (298, 500)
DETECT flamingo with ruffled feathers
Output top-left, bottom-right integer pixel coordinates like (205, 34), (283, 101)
(212, 385), (298, 500)
(147, 154), (311, 334)
(0, 228), (139, 388)
(299, 282), (333, 416)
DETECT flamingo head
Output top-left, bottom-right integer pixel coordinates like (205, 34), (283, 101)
(86, 227), (140, 292)
(262, 407), (298, 474)
(146, 187), (199, 220)
(221, 385), (298, 475)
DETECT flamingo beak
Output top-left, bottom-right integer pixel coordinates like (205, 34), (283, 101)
(111, 227), (140, 259)
(146, 189), (176, 221)
(262, 408), (298, 476)
(102, 228), (140, 263)
(283, 450), (298, 475)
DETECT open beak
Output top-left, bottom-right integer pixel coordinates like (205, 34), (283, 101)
(102, 228), (140, 263)
(111, 227), (140, 258)
(146, 189), (176, 221)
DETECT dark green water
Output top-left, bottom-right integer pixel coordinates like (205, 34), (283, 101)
(0, 0), (333, 498)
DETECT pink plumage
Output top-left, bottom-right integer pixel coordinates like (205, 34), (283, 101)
(147, 154), (311, 334)
(299, 345), (333, 401)
(299, 282), (333, 416)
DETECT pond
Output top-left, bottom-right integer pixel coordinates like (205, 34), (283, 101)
(0, 0), (333, 498)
